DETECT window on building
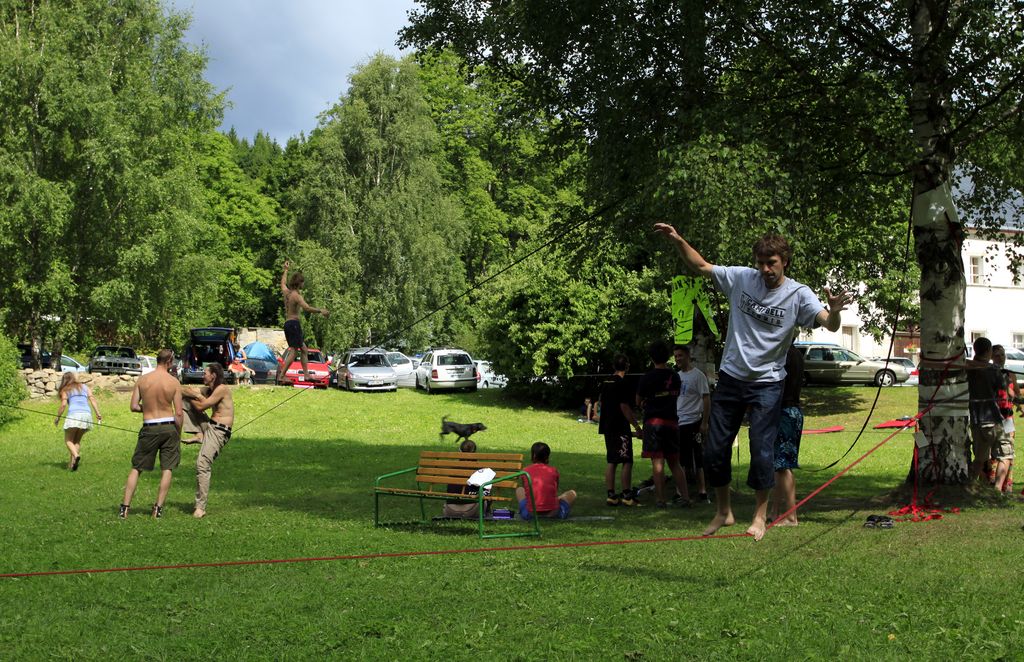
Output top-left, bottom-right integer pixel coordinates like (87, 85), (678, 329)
(970, 330), (988, 347)
(841, 326), (856, 351)
(1013, 333), (1024, 350)
(969, 256), (984, 284)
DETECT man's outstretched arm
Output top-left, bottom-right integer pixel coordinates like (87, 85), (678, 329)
(296, 293), (329, 317)
(653, 223), (715, 277)
(280, 260), (290, 295)
(816, 287), (855, 332)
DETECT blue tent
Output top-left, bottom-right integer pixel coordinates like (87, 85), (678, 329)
(244, 341), (277, 361)
(242, 341), (280, 384)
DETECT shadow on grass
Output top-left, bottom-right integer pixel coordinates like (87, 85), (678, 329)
(801, 385), (880, 418)
(210, 435), (906, 536)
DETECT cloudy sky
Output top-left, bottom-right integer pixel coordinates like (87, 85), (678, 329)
(170, 0), (417, 144)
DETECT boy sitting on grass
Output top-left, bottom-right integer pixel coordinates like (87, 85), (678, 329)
(517, 441), (577, 519)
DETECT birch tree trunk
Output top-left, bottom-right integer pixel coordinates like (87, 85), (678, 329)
(909, 0), (971, 484)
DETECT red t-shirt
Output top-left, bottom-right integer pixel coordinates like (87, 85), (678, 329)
(523, 463), (560, 512)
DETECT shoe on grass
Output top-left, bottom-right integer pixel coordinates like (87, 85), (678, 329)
(152, 504), (163, 519)
(118, 504), (129, 520)
(606, 491), (621, 507)
(671, 493), (692, 507)
(620, 490), (640, 507)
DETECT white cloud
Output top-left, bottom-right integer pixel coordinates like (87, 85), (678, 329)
(169, 0), (414, 143)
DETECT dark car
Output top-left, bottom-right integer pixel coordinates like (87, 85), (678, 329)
(17, 343), (53, 369)
(180, 328), (239, 384)
(241, 341), (280, 385)
(89, 346), (144, 375)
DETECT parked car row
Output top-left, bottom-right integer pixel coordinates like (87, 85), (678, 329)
(18, 342), (150, 375)
(330, 346), (508, 394)
(15, 334), (509, 395)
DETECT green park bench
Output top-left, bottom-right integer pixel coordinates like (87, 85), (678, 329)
(374, 450), (541, 539)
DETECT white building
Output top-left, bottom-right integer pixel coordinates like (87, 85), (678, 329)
(803, 232), (1024, 362)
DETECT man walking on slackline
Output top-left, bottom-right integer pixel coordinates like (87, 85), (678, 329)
(654, 223), (852, 540)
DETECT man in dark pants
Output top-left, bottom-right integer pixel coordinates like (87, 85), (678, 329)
(654, 223), (851, 540)
(674, 344), (711, 503)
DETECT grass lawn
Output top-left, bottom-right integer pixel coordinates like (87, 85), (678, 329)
(1, 384), (1022, 660)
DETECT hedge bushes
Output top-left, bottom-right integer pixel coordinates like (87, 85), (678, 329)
(0, 335), (28, 426)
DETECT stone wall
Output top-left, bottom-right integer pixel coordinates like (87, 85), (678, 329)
(20, 369), (138, 399)
(236, 327), (287, 355)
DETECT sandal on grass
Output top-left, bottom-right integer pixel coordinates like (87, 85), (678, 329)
(864, 514), (895, 529)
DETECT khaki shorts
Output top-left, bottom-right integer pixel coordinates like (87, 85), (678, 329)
(993, 435), (1015, 462)
(972, 424), (1014, 463)
(132, 423), (180, 471)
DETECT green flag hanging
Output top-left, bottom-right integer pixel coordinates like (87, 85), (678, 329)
(671, 276), (720, 344)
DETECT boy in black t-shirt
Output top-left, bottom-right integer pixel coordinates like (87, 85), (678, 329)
(599, 354), (643, 506)
(636, 340), (691, 507)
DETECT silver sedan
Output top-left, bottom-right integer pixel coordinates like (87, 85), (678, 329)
(337, 349), (398, 392)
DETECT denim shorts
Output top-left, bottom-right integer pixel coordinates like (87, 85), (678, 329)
(519, 499), (571, 520)
(704, 371), (783, 491)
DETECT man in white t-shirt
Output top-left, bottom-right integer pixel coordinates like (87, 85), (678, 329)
(674, 344), (710, 503)
(654, 223), (852, 540)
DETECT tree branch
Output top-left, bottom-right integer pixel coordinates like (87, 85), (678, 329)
(954, 102), (1023, 152)
(950, 71), (1024, 146)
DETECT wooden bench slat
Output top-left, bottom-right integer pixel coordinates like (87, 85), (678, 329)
(415, 467), (522, 478)
(419, 461), (524, 471)
(419, 452), (523, 461)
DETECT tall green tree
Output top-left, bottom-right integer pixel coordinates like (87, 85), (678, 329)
(405, 1), (1024, 483)
(226, 128), (285, 195)
(194, 132), (281, 327)
(285, 54), (468, 352)
(721, 0), (1024, 483)
(0, 0), (223, 357)
(401, 1), (913, 377)
(0, 334), (27, 426)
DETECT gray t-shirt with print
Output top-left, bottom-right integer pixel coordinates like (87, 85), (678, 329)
(711, 265), (824, 383)
(676, 367), (710, 425)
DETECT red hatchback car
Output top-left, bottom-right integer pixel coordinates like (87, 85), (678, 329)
(280, 348), (332, 388)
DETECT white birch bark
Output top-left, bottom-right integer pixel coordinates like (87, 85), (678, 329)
(912, 184), (971, 483)
(909, 0), (971, 484)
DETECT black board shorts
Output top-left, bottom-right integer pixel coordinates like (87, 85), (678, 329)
(284, 319), (304, 349)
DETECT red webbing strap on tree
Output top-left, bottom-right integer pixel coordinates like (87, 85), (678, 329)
(888, 349), (964, 523)
(888, 443), (961, 522)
